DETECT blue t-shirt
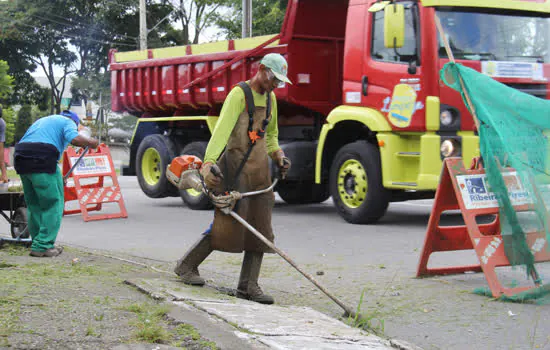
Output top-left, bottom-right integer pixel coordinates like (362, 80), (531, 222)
(19, 115), (79, 155)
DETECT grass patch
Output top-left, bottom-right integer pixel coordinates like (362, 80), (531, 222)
(175, 323), (200, 340)
(345, 288), (385, 335)
(85, 325), (100, 337)
(122, 301), (219, 348)
(2, 245), (28, 256)
(0, 296), (22, 343)
(123, 302), (171, 343)
(0, 262), (17, 268)
(172, 323), (218, 349)
(0, 248), (137, 341)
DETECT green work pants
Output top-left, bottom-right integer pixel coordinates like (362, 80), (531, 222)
(20, 168), (64, 252)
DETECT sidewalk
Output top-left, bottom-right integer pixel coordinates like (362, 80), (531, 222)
(125, 276), (421, 350)
(0, 243), (421, 350)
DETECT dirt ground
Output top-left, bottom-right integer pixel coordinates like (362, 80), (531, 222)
(0, 242), (218, 350)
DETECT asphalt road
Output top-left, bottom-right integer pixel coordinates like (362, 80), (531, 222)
(5, 176), (550, 350)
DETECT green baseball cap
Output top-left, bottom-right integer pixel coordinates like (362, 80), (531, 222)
(260, 53), (292, 84)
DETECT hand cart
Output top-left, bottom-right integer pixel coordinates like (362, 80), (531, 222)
(0, 189), (30, 246)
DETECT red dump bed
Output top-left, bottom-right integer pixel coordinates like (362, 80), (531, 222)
(109, 0), (349, 118)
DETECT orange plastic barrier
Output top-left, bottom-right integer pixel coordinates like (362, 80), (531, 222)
(416, 157), (550, 298)
(62, 144), (128, 222)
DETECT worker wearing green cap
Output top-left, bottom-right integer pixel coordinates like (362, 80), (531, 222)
(175, 53), (292, 304)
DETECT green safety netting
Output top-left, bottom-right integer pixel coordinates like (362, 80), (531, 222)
(441, 62), (550, 301)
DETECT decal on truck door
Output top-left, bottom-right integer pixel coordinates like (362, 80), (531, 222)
(387, 84), (417, 128)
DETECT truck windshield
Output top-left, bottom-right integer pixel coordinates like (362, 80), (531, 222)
(436, 8), (549, 63)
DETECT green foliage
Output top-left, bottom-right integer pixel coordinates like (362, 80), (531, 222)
(1, 106), (16, 146)
(0, 0), (287, 115)
(31, 105), (49, 123)
(214, 0), (287, 39)
(15, 105), (32, 143)
(109, 114), (137, 134)
(0, 61), (14, 99)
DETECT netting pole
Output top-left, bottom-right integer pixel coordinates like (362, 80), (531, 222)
(435, 15), (543, 286)
(434, 15), (481, 132)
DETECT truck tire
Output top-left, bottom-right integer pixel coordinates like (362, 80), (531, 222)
(179, 142), (213, 210)
(277, 182), (330, 204)
(136, 134), (178, 198)
(329, 140), (390, 224)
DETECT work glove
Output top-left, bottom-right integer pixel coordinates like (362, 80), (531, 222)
(209, 191), (241, 213)
(271, 149), (291, 180)
(200, 162), (223, 189)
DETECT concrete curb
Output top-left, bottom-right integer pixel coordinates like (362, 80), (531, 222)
(125, 277), (423, 350)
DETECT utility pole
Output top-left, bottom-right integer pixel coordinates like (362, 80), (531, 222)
(242, 0), (252, 38)
(139, 0), (147, 50)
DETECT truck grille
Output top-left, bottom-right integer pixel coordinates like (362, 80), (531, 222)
(503, 83), (548, 99)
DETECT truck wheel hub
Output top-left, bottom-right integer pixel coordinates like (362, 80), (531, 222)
(142, 148), (161, 186)
(337, 159), (367, 208)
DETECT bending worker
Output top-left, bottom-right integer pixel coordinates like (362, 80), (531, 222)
(14, 110), (99, 257)
(174, 53), (292, 304)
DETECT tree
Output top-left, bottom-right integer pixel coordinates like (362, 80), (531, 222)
(0, 60), (14, 99)
(0, 1), (46, 107)
(214, 0), (287, 39)
(109, 114), (138, 134)
(1, 0), (78, 114)
(15, 105), (33, 143)
(166, 0), (228, 45)
(1, 106), (16, 146)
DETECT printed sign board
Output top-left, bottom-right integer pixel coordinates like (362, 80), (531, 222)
(70, 155), (112, 176)
(456, 172), (532, 209)
(481, 61), (545, 80)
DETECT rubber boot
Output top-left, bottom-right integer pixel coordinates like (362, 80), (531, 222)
(236, 251), (274, 304)
(174, 235), (212, 286)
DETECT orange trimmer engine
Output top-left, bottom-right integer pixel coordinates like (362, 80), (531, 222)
(166, 155), (204, 191)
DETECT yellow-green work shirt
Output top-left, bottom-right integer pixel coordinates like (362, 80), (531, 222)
(203, 83), (281, 164)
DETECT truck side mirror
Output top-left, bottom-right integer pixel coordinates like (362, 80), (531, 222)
(384, 4), (405, 49)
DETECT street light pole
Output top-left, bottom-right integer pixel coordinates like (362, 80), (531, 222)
(139, 0), (147, 50)
(242, 0), (252, 38)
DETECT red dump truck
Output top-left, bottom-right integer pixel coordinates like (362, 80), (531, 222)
(109, 0), (550, 224)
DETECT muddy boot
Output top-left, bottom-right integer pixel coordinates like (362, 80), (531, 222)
(236, 251), (274, 305)
(174, 235), (212, 286)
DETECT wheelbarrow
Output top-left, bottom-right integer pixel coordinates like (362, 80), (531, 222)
(0, 182), (30, 246)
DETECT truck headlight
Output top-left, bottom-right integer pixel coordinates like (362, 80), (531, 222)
(440, 110), (453, 126)
(440, 139), (461, 158)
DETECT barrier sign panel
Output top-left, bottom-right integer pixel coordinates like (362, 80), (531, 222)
(416, 157), (550, 299)
(70, 155), (112, 175)
(63, 144), (127, 222)
(456, 172), (532, 209)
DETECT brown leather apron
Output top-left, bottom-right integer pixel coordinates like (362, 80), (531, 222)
(209, 90), (275, 253)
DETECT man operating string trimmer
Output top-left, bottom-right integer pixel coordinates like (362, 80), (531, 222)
(174, 53), (292, 305)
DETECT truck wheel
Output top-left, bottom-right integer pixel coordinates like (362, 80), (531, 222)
(278, 182), (330, 204)
(179, 142), (213, 210)
(329, 140), (390, 224)
(136, 134), (178, 198)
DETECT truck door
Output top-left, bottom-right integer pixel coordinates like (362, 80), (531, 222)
(364, 1), (425, 131)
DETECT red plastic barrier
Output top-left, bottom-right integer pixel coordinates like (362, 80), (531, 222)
(62, 144), (128, 222)
(416, 157), (550, 298)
